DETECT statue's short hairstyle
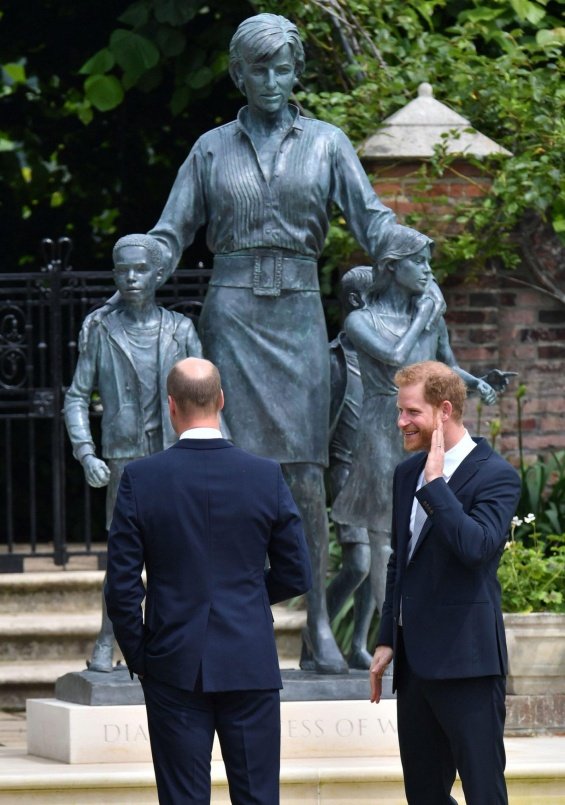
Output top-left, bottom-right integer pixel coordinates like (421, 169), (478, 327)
(113, 234), (163, 268)
(371, 225), (434, 295)
(229, 13), (305, 92)
(167, 359), (222, 416)
(340, 266), (373, 298)
(394, 361), (467, 421)
(339, 266), (373, 313)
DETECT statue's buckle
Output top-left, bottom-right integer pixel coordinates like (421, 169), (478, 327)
(252, 253), (283, 297)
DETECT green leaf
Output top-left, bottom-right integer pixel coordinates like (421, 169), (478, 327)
(79, 48), (115, 76)
(536, 27), (565, 46)
(187, 66), (214, 90)
(509, 0), (547, 24)
(154, 0), (199, 26)
(457, 6), (505, 23)
(170, 86), (191, 116)
(118, 0), (151, 28)
(84, 74), (124, 112)
(3, 62), (26, 84)
(109, 30), (160, 83)
(156, 26), (187, 58)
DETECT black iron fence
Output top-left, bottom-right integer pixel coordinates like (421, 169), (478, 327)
(0, 239), (211, 572)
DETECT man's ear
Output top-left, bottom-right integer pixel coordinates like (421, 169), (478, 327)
(441, 400), (452, 421)
(218, 389), (225, 412)
(168, 395), (177, 426)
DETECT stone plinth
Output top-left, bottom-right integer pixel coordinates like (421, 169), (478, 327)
(27, 697), (398, 765)
(55, 665), (142, 706)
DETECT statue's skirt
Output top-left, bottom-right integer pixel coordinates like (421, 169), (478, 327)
(198, 279), (330, 466)
(332, 393), (406, 528)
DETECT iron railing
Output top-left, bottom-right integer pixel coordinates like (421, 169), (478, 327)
(0, 238), (211, 571)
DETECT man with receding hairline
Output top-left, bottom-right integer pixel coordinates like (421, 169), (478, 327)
(105, 356), (311, 804)
(369, 360), (520, 805)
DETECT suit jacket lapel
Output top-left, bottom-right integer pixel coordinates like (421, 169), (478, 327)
(398, 454), (427, 563)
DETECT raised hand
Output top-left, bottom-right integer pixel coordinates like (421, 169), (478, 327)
(424, 410), (445, 483)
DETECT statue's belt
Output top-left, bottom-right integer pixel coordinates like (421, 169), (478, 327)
(211, 251), (319, 297)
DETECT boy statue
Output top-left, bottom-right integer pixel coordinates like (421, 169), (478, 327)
(326, 267), (375, 669)
(64, 234), (203, 671)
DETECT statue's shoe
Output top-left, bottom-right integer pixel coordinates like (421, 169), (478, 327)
(299, 627), (348, 675)
(87, 640), (114, 673)
(347, 647), (372, 670)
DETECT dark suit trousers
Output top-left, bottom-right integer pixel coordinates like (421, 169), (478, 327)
(141, 675), (280, 805)
(396, 630), (508, 805)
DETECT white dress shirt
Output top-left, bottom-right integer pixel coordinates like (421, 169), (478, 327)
(179, 427), (223, 440)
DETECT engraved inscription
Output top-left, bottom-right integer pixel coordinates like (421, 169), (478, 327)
(104, 722), (149, 743)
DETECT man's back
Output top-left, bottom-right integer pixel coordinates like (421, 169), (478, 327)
(105, 438), (311, 692)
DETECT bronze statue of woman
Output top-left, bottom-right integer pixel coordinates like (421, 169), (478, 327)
(94, 14), (444, 673)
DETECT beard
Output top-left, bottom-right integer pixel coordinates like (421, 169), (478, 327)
(401, 424), (434, 453)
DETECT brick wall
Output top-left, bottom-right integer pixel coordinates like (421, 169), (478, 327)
(442, 276), (565, 466)
(364, 158), (565, 466)
(369, 159), (491, 238)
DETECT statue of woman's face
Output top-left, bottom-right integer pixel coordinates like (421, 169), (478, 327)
(392, 245), (433, 295)
(236, 43), (296, 117)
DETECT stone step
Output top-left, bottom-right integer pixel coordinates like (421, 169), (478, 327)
(0, 612), (106, 663)
(0, 571), (105, 613)
(0, 602), (305, 709)
(2, 736), (565, 803)
(0, 607), (304, 661)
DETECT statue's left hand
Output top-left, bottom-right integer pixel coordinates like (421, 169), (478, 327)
(424, 281), (447, 332)
(476, 379), (497, 405)
(480, 369), (518, 392)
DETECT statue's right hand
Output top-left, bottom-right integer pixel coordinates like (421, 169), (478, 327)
(422, 280), (447, 331)
(415, 293), (435, 317)
(82, 455), (111, 488)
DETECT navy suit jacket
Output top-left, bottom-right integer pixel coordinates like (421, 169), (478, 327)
(377, 437), (521, 687)
(105, 438), (312, 691)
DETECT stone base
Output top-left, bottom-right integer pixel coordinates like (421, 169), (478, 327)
(53, 666), (393, 707)
(280, 668), (394, 701)
(26, 697), (399, 765)
(55, 665), (142, 706)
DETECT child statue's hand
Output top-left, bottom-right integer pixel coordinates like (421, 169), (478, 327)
(82, 454), (111, 488)
(422, 280), (446, 332)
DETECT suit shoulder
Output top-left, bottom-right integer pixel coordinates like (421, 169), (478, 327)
(230, 447), (281, 473)
(483, 447), (521, 482)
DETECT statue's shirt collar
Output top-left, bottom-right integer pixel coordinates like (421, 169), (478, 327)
(235, 104), (304, 139)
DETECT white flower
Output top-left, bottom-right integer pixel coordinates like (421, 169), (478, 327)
(511, 516), (523, 527)
(524, 513), (536, 524)
(504, 541), (512, 550)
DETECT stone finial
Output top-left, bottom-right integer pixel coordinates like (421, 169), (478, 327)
(360, 83), (512, 159)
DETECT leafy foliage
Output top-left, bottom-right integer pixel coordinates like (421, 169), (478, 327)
(0, 0), (563, 277)
(498, 520), (565, 612)
(0, 0), (253, 269)
(255, 0), (564, 276)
